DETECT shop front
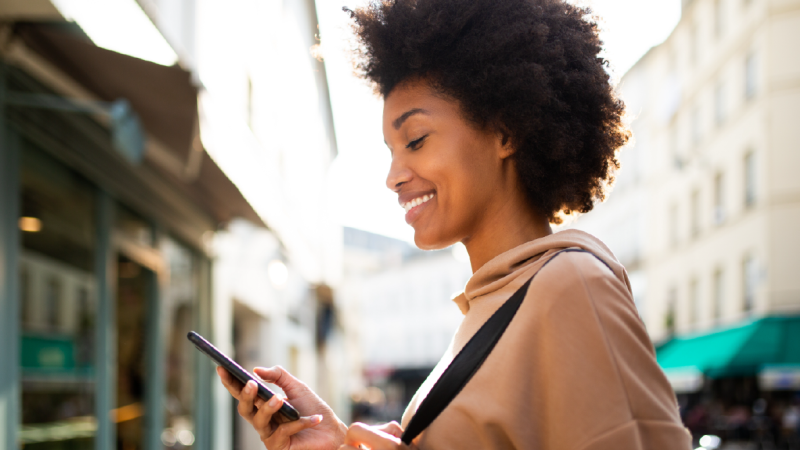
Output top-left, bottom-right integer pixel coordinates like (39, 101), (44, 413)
(0, 23), (261, 450)
(657, 316), (800, 447)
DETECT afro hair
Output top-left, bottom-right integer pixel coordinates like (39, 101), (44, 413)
(347, 0), (629, 223)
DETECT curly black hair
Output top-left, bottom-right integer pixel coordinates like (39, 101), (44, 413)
(347, 0), (628, 224)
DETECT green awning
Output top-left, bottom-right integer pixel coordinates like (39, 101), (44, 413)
(656, 315), (800, 379)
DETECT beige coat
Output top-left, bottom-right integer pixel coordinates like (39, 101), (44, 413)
(401, 230), (691, 449)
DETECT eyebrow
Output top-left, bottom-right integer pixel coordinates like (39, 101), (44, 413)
(392, 108), (429, 130)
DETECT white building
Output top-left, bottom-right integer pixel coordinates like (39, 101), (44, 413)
(340, 227), (471, 421)
(573, 0), (800, 343)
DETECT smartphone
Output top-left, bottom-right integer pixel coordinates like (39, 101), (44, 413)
(187, 331), (300, 423)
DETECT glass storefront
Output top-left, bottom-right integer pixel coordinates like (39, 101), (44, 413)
(9, 134), (209, 450)
(162, 240), (197, 449)
(19, 141), (97, 450)
(115, 254), (150, 450)
(0, 54), (230, 450)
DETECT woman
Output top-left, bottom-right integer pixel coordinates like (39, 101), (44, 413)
(218, 0), (691, 448)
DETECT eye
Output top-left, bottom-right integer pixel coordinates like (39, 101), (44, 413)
(405, 135), (428, 151)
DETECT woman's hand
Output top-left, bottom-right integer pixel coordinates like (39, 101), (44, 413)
(217, 365), (347, 450)
(338, 422), (410, 450)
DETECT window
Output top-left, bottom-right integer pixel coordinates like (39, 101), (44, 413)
(713, 268), (724, 321)
(744, 151), (757, 207)
(714, 0), (725, 38)
(690, 189), (701, 237)
(162, 238), (198, 448)
(115, 255), (151, 450)
(19, 141), (98, 449)
(20, 265), (31, 326)
(665, 286), (678, 335)
(116, 205), (154, 247)
(247, 75), (254, 129)
(745, 51), (758, 99)
(713, 172), (726, 225)
(669, 203), (679, 248)
(689, 277), (701, 325)
(743, 254), (757, 313)
(45, 276), (62, 330)
(692, 105), (702, 144)
(714, 81), (726, 126)
(669, 125), (683, 169)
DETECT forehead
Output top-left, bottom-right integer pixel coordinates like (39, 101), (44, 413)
(382, 79), (456, 128)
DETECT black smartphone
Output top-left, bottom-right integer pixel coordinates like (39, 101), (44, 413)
(187, 331), (300, 423)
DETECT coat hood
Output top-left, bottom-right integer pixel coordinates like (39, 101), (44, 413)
(453, 229), (630, 314)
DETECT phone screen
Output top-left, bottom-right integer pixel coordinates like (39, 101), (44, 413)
(187, 331), (300, 423)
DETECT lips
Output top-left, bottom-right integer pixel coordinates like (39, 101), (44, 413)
(399, 191), (436, 225)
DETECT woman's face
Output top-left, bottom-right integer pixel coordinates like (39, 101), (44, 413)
(383, 79), (513, 250)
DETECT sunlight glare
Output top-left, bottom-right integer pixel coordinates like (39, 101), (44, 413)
(51, 0), (178, 66)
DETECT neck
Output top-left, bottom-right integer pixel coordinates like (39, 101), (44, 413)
(463, 192), (552, 274)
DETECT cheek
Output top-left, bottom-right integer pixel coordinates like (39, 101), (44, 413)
(437, 149), (495, 218)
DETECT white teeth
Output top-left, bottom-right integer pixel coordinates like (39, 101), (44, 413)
(402, 193), (435, 212)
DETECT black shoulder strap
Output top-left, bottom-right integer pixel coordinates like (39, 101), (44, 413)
(401, 248), (609, 445)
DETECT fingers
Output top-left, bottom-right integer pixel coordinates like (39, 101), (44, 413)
(217, 366), (244, 396)
(218, 366), (332, 449)
(375, 421), (403, 439)
(236, 380), (262, 423)
(263, 414), (323, 449)
(344, 422), (404, 449)
(217, 367), (265, 407)
(254, 366), (309, 399)
(252, 394), (285, 435)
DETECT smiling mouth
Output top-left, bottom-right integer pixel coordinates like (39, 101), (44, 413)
(401, 193), (435, 212)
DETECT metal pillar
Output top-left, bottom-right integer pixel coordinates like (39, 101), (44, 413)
(94, 191), (115, 450)
(0, 61), (21, 450)
(145, 232), (165, 450)
(195, 256), (214, 450)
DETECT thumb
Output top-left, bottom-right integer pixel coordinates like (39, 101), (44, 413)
(253, 366), (310, 399)
(264, 415), (323, 450)
(375, 421), (403, 439)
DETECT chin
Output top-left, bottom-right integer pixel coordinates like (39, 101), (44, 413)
(412, 227), (458, 251)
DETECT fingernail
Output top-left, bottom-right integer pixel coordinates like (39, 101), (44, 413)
(312, 414), (323, 423)
(268, 397), (279, 408)
(246, 381), (256, 393)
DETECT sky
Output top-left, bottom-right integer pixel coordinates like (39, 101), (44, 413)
(318, 0), (682, 243)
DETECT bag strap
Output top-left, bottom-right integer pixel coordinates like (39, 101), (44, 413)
(401, 248), (609, 445)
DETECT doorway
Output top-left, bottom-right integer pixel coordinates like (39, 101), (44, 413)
(115, 255), (152, 450)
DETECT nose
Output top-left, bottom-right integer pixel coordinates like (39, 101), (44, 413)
(385, 153), (413, 192)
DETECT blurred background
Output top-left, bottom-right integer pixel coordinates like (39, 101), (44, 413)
(0, 0), (797, 450)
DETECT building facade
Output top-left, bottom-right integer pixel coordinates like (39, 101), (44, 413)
(0, 30), (228, 450)
(619, 0), (800, 342)
(574, 0), (800, 342)
(567, 2), (800, 444)
(0, 1), (342, 450)
(140, 1), (346, 447)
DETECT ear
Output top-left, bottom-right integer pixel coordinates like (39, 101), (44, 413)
(495, 126), (515, 159)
